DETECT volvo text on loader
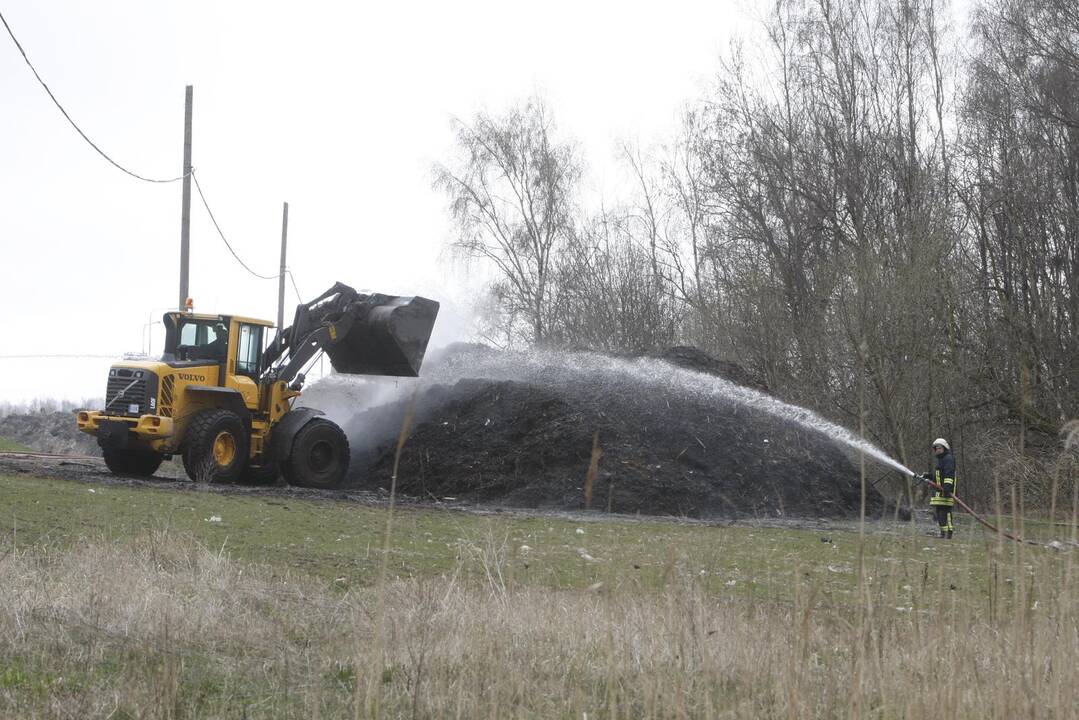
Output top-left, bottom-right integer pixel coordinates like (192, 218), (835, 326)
(76, 283), (438, 488)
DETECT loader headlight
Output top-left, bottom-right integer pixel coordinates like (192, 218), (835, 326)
(109, 369), (117, 377)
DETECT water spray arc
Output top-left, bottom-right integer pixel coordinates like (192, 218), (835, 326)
(433, 348), (915, 473)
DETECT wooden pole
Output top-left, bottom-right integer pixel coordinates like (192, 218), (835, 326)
(277, 202), (289, 331)
(178, 85), (193, 310)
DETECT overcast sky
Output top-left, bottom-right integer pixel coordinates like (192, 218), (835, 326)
(0, 0), (968, 405)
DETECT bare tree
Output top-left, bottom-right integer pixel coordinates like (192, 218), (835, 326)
(960, 0), (1079, 436)
(434, 98), (581, 345)
(676, 0), (964, 466)
(549, 206), (679, 351)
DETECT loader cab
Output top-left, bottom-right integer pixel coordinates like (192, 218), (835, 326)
(162, 313), (230, 363)
(162, 312), (273, 375)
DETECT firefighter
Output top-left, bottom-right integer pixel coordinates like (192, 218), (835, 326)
(923, 438), (956, 539)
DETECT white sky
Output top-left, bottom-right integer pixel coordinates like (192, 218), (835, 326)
(0, 0), (970, 405)
(0, 0), (745, 404)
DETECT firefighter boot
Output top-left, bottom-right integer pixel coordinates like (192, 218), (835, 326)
(946, 530), (953, 539)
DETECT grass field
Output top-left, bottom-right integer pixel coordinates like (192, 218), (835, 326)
(0, 437), (31, 452)
(1, 472), (1077, 718)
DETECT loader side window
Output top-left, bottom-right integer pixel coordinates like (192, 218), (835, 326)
(236, 324), (263, 379)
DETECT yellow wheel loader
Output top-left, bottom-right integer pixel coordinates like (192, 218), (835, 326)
(76, 282), (438, 487)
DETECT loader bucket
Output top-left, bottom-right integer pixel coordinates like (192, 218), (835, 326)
(327, 294), (440, 377)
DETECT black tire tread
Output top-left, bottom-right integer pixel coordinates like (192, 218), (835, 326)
(103, 447), (163, 477)
(182, 408), (248, 484)
(283, 418), (349, 489)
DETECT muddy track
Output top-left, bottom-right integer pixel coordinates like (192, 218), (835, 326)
(0, 451), (396, 504)
(0, 451), (921, 535)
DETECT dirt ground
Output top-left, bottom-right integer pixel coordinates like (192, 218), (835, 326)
(0, 452), (391, 505)
(0, 452), (912, 536)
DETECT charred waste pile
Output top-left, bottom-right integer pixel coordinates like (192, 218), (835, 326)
(320, 344), (887, 519)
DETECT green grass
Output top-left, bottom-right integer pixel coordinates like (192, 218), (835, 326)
(1, 472), (1068, 604)
(0, 437), (31, 452)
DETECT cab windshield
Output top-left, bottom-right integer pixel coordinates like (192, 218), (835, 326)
(163, 316), (229, 362)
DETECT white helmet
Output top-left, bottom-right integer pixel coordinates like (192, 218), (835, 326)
(932, 438), (950, 451)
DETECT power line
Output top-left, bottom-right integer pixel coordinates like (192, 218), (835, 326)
(287, 270), (303, 303)
(0, 8), (188, 184)
(1, 9), (306, 304)
(0, 354), (121, 360)
(191, 171), (278, 279)
(191, 170), (305, 302)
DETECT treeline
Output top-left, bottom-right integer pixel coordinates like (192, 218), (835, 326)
(0, 398), (102, 419)
(435, 0), (1078, 501)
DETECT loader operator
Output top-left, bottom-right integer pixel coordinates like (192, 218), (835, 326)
(923, 438), (956, 539)
(182, 321), (229, 362)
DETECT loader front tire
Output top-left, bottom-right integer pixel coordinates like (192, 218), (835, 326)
(183, 409), (248, 484)
(282, 418), (349, 489)
(103, 447), (163, 477)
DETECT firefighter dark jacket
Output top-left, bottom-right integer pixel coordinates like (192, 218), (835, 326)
(930, 450), (957, 507)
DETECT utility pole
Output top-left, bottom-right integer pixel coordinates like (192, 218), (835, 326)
(178, 85), (193, 310)
(277, 201), (289, 331)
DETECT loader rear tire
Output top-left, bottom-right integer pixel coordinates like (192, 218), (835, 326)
(183, 409), (248, 484)
(282, 418), (349, 489)
(103, 448), (163, 477)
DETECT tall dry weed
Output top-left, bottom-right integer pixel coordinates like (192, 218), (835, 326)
(0, 529), (1077, 718)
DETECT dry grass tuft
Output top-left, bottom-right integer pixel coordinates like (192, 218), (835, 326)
(1, 527), (1077, 718)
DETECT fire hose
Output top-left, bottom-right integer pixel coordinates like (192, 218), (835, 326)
(913, 473), (1027, 544)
